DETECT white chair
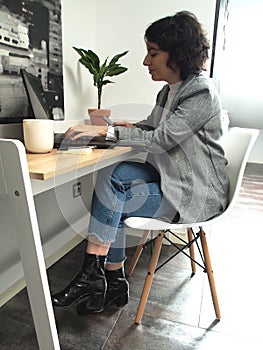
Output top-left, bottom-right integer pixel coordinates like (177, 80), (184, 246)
(0, 139), (60, 349)
(125, 127), (259, 324)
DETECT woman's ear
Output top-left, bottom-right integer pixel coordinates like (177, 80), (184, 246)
(170, 61), (180, 76)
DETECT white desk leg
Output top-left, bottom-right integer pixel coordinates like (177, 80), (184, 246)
(0, 140), (60, 350)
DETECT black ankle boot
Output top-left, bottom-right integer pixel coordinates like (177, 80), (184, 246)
(51, 253), (106, 307)
(104, 267), (129, 308)
(77, 266), (129, 315)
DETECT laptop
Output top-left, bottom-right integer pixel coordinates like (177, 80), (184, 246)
(54, 133), (117, 149)
(20, 70), (116, 149)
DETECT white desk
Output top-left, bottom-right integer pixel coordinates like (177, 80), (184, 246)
(0, 140), (138, 349)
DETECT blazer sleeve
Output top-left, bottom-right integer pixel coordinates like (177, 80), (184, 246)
(115, 83), (221, 153)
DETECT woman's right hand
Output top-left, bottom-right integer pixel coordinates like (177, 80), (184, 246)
(64, 125), (107, 140)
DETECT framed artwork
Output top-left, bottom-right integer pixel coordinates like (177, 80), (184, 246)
(0, 0), (64, 123)
(210, 0), (230, 82)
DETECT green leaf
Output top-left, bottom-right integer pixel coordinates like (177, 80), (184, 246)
(73, 47), (100, 71)
(102, 79), (114, 86)
(99, 58), (108, 78)
(86, 50), (100, 70)
(79, 58), (97, 76)
(109, 51), (129, 66)
(107, 66), (128, 77)
(73, 47), (88, 59)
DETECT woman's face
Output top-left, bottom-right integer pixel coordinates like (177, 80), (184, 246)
(143, 41), (181, 84)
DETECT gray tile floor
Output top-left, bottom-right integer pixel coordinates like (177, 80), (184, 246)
(0, 163), (263, 349)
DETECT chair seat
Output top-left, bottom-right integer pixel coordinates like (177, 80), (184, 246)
(125, 217), (204, 231)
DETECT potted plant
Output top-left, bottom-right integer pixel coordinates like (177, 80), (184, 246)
(73, 47), (128, 124)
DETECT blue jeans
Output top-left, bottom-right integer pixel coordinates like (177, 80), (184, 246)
(88, 161), (177, 264)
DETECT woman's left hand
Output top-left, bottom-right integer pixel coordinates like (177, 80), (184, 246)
(64, 125), (108, 140)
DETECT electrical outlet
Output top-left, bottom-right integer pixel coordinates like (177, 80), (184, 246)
(73, 182), (82, 198)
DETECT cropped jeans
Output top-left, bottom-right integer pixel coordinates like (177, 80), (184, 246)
(87, 161), (177, 265)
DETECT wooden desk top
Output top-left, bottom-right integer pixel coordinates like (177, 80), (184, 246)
(27, 147), (134, 180)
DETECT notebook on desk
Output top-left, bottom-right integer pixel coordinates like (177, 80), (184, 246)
(54, 133), (117, 149)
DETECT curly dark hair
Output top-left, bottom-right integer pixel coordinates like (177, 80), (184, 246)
(144, 11), (210, 80)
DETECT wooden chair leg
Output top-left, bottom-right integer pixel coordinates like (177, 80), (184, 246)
(199, 228), (221, 320)
(187, 228), (196, 274)
(135, 231), (164, 324)
(126, 230), (150, 277)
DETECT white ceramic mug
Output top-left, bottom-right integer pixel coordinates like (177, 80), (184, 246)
(23, 119), (54, 153)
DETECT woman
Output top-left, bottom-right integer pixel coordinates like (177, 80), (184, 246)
(51, 11), (229, 315)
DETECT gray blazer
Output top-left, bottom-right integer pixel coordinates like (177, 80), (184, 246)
(115, 74), (229, 223)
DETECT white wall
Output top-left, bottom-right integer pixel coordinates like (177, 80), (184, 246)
(61, 0), (97, 119)
(61, 0), (216, 120)
(214, 0), (263, 162)
(219, 0), (263, 129)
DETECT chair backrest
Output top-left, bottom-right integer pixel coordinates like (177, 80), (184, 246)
(125, 127), (259, 230)
(222, 127), (259, 210)
(0, 138), (60, 349)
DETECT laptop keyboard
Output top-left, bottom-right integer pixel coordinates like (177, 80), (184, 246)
(54, 133), (116, 149)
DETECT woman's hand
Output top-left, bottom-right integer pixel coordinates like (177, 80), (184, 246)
(64, 125), (108, 140)
(113, 121), (136, 128)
